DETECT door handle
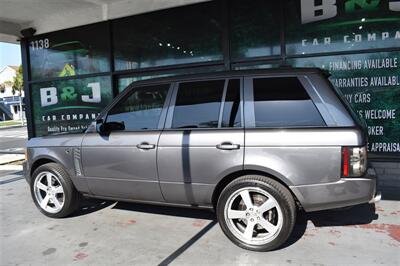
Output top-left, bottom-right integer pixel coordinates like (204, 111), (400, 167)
(216, 142), (240, 150)
(136, 142), (156, 150)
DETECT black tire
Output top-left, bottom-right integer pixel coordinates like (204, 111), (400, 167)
(30, 163), (81, 218)
(216, 175), (296, 251)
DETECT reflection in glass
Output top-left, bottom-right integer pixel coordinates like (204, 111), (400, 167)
(172, 80), (225, 128)
(222, 79), (241, 127)
(29, 23), (110, 80)
(230, 0), (281, 59)
(113, 2), (223, 70)
(107, 84), (170, 131)
(117, 65), (227, 93)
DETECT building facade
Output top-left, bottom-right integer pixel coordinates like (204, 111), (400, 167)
(20, 0), (399, 186)
(0, 65), (25, 121)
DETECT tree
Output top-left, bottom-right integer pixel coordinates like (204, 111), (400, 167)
(0, 80), (12, 94)
(0, 66), (23, 95)
(11, 66), (24, 96)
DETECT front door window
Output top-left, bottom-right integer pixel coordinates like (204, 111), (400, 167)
(107, 84), (170, 131)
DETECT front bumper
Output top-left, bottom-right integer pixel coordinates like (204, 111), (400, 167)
(290, 168), (380, 212)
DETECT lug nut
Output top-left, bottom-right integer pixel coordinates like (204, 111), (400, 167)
(250, 218), (254, 222)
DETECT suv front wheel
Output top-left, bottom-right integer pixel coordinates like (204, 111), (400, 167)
(216, 175), (296, 251)
(30, 163), (81, 218)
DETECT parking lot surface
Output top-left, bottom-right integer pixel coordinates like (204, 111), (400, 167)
(1, 170), (399, 266)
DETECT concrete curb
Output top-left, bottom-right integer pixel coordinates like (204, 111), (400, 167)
(0, 125), (25, 130)
(0, 154), (25, 165)
(0, 164), (23, 171)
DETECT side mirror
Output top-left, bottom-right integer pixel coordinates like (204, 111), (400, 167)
(98, 120), (125, 135)
(96, 118), (104, 133)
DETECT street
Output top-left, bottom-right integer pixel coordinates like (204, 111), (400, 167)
(0, 126), (27, 154)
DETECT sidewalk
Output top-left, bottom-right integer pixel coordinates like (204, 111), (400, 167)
(0, 153), (24, 165)
(0, 122), (25, 130)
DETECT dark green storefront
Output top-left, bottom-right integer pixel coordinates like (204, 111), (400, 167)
(21, 0), (399, 160)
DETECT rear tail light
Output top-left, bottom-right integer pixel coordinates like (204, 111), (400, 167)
(342, 146), (367, 177)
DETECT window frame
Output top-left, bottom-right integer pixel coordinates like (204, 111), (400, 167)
(244, 74), (327, 129)
(103, 82), (174, 132)
(164, 77), (244, 131)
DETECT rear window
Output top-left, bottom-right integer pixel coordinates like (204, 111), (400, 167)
(252, 77), (325, 127)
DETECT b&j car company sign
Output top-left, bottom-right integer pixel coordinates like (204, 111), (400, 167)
(288, 0), (399, 155)
(287, 0), (399, 54)
(31, 76), (113, 137)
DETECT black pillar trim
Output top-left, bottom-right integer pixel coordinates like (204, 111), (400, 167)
(20, 38), (35, 139)
(108, 21), (119, 98)
(280, 0), (287, 66)
(222, 0), (231, 71)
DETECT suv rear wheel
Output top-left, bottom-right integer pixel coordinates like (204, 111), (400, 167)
(216, 175), (296, 251)
(30, 163), (81, 218)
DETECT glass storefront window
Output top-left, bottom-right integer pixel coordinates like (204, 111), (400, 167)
(118, 74), (174, 93)
(232, 63), (280, 71)
(288, 51), (400, 155)
(113, 1), (223, 71)
(31, 76), (113, 137)
(285, 0), (400, 55)
(117, 65), (226, 92)
(230, 0), (281, 60)
(29, 23), (110, 80)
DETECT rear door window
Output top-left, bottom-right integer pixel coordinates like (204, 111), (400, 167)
(172, 80), (225, 129)
(252, 77), (325, 127)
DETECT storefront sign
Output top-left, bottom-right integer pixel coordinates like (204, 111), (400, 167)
(31, 76), (113, 137)
(289, 51), (400, 155)
(286, 0), (400, 54)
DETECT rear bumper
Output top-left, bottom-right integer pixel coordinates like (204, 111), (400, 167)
(290, 168), (379, 212)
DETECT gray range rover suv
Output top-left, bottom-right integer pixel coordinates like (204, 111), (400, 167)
(24, 68), (380, 251)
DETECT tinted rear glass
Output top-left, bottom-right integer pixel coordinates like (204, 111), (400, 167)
(172, 80), (224, 128)
(253, 77), (325, 127)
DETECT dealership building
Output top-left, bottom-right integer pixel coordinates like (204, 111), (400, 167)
(1, 0), (399, 189)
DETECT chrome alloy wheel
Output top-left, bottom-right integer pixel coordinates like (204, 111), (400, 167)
(224, 187), (283, 245)
(33, 171), (65, 213)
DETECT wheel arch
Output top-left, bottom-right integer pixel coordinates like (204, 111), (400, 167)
(30, 156), (64, 179)
(211, 169), (301, 209)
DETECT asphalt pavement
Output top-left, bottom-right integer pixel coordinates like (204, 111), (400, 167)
(0, 173), (399, 265)
(0, 126), (27, 154)
(0, 126), (399, 265)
